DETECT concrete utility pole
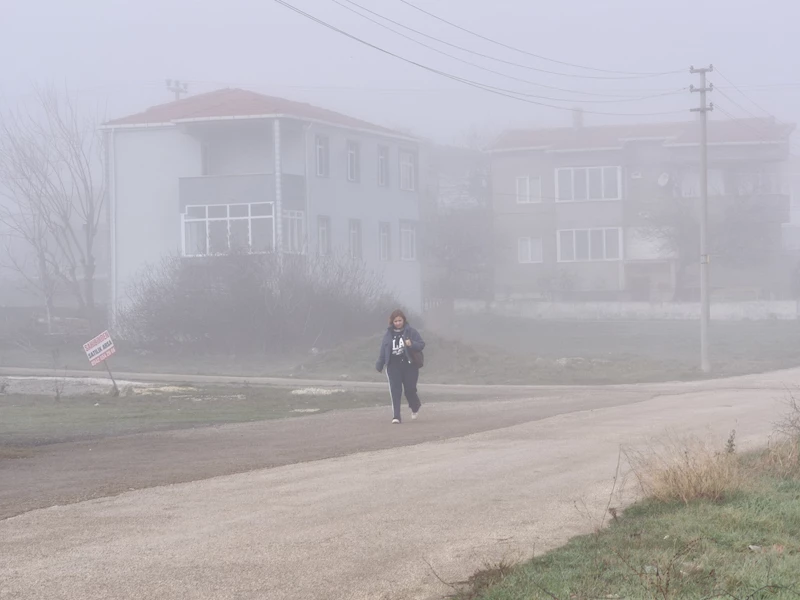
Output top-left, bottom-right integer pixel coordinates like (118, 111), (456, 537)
(166, 79), (189, 101)
(690, 65), (714, 373)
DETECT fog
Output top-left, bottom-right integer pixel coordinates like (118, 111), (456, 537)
(2, 0), (800, 140)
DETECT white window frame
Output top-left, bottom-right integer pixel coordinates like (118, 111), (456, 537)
(317, 216), (331, 256)
(347, 141), (360, 183)
(516, 176), (542, 204)
(378, 146), (389, 187)
(349, 219), (362, 259)
(517, 237), (543, 263)
(379, 222), (391, 261)
(555, 166), (622, 202)
(400, 221), (417, 261)
(400, 149), (417, 192)
(282, 210), (305, 255)
(315, 135), (329, 178)
(557, 227), (622, 262)
(181, 202), (275, 257)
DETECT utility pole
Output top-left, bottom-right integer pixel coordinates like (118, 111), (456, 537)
(165, 79), (189, 101)
(690, 65), (714, 373)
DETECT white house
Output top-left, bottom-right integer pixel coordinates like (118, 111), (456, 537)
(102, 88), (423, 321)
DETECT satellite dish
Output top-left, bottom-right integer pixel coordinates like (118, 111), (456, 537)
(657, 173), (670, 187)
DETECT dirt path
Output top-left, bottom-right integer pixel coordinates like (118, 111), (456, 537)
(1, 388), (646, 519)
(0, 371), (796, 600)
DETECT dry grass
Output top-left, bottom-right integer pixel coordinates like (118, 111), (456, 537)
(625, 431), (742, 504)
(761, 436), (800, 479)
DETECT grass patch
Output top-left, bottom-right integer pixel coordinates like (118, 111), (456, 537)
(454, 428), (800, 600)
(456, 475), (800, 599)
(0, 386), (391, 446)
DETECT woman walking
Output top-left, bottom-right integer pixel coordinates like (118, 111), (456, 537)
(375, 309), (425, 424)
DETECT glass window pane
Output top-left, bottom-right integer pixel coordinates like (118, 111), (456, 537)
(184, 221), (207, 255)
(575, 230), (590, 260)
(251, 203), (272, 217)
(251, 218), (274, 252)
(516, 177), (529, 202)
(230, 220), (249, 251)
(208, 205), (227, 218)
(529, 177), (541, 201)
(588, 168), (603, 199)
(559, 231), (574, 261)
(186, 206), (206, 219)
(518, 238), (529, 263)
(530, 238), (542, 262)
(208, 220), (228, 254)
(557, 170), (572, 201)
(229, 205), (248, 218)
(574, 169), (588, 200)
(605, 228), (620, 259)
(604, 167), (619, 199)
(590, 229), (604, 260)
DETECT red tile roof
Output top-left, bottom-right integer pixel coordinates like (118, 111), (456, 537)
(105, 88), (404, 136)
(490, 118), (795, 152)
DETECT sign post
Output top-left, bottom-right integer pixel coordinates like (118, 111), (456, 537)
(83, 330), (119, 396)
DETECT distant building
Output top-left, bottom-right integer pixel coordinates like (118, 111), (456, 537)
(489, 115), (795, 302)
(103, 88), (423, 318)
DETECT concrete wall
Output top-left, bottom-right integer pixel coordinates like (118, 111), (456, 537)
(454, 299), (800, 321)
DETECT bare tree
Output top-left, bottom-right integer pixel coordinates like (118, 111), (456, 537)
(0, 85), (106, 318)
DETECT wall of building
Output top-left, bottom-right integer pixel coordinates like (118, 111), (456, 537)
(111, 126), (202, 313)
(304, 123), (422, 312)
(455, 298), (800, 321)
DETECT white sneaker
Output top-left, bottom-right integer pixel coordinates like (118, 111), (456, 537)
(392, 418), (400, 424)
(411, 412), (419, 420)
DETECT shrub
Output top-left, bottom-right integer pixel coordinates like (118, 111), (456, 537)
(625, 432), (741, 504)
(118, 252), (397, 354)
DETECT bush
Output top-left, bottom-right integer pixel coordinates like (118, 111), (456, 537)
(118, 252), (397, 354)
(625, 432), (741, 504)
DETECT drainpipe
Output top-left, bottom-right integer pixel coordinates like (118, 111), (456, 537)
(304, 122), (312, 254)
(108, 128), (118, 329)
(273, 118), (283, 254)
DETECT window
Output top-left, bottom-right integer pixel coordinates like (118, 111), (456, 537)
(282, 210), (305, 254)
(400, 221), (417, 261)
(557, 228), (622, 262)
(379, 222), (391, 261)
(378, 146), (389, 187)
(556, 167), (621, 201)
(349, 219), (362, 259)
(400, 149), (417, 191)
(317, 216), (331, 256)
(678, 169), (725, 197)
(517, 237), (543, 263)
(182, 203), (275, 256)
(347, 141), (360, 182)
(516, 176), (542, 204)
(316, 135), (330, 177)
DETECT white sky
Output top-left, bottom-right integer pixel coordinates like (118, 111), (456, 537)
(2, 0), (799, 143)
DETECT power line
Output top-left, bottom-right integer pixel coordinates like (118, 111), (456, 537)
(713, 68), (786, 123)
(273, 0), (687, 118)
(337, 0), (682, 91)
(713, 103), (799, 159)
(395, 0), (683, 78)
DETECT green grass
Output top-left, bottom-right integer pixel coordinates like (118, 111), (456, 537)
(0, 386), (388, 446)
(456, 474), (800, 600)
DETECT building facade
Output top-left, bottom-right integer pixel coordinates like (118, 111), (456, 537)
(490, 117), (795, 302)
(103, 89), (423, 319)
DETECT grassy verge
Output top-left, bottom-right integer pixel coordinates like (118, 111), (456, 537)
(454, 429), (800, 600)
(0, 386), (390, 447)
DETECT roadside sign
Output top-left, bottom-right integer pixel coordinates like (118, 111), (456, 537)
(83, 330), (116, 366)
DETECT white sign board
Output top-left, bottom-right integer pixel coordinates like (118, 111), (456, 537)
(83, 330), (116, 366)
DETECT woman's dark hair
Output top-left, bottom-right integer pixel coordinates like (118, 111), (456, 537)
(389, 309), (408, 326)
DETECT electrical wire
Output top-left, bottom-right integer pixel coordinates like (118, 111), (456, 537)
(274, 0), (687, 118)
(395, 0), (684, 78)
(338, 0), (683, 91)
(329, 0), (687, 103)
